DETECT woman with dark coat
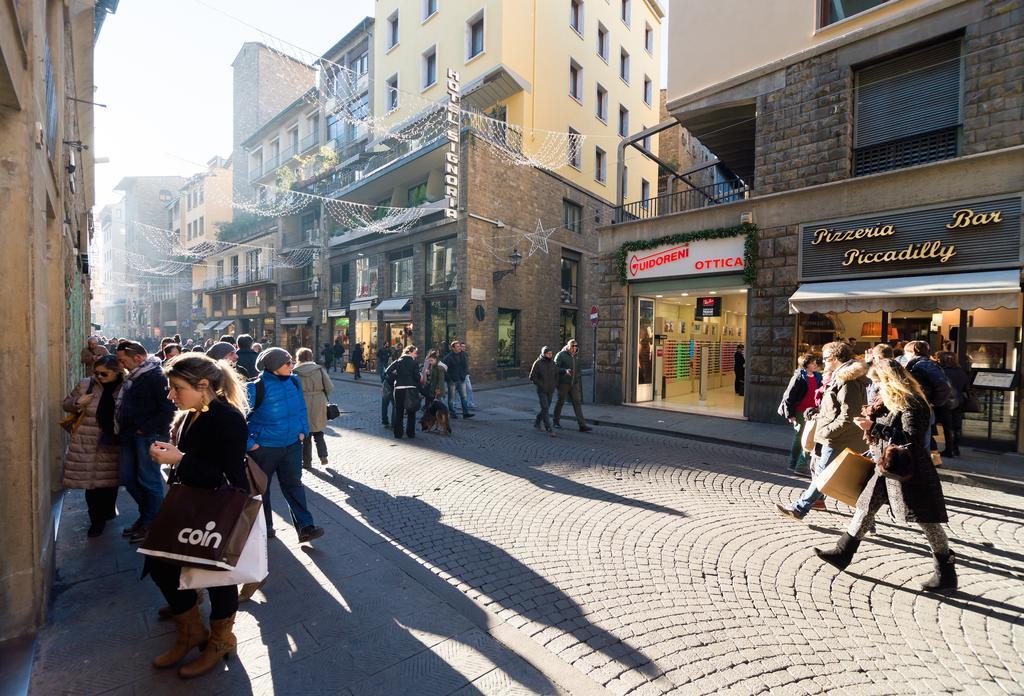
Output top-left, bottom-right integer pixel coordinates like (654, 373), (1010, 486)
(386, 345), (424, 439)
(146, 354), (252, 678)
(62, 355), (126, 537)
(777, 353), (821, 474)
(938, 351), (970, 457)
(814, 358), (956, 593)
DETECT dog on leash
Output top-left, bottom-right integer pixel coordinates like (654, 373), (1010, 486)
(420, 399), (452, 435)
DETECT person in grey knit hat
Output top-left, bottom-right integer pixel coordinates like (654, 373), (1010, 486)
(255, 347), (292, 373)
(206, 341), (238, 363)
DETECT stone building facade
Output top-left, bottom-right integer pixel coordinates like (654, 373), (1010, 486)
(0, 0), (113, 643)
(325, 133), (612, 383)
(596, 0), (1024, 444)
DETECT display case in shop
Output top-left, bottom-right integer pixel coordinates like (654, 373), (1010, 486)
(657, 315), (744, 399)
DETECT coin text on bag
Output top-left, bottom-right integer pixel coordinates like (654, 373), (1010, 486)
(177, 521), (223, 548)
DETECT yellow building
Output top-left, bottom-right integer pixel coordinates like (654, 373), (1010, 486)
(373, 0), (663, 205)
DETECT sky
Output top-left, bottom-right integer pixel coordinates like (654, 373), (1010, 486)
(93, 0), (671, 211)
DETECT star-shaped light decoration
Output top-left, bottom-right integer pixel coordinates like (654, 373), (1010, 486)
(523, 218), (557, 257)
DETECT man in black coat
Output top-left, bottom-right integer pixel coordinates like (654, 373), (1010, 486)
(115, 340), (175, 542)
(529, 345), (559, 435)
(442, 340), (473, 419)
(351, 342), (364, 380)
(332, 337), (345, 373)
(235, 334), (259, 378)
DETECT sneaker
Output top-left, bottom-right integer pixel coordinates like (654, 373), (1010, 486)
(463, 413), (475, 419)
(812, 500), (827, 510)
(775, 504), (805, 522)
(553, 422), (563, 430)
(298, 525), (325, 543)
(128, 526), (149, 544)
(122, 519), (142, 538)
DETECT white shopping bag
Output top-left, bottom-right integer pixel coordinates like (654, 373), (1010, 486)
(179, 497), (268, 590)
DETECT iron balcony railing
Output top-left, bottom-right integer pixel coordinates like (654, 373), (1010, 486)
(614, 179), (750, 223)
(279, 277), (316, 297)
(203, 267), (274, 290)
(300, 130), (319, 153)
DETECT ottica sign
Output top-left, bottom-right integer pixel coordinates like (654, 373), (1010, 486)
(626, 236), (745, 281)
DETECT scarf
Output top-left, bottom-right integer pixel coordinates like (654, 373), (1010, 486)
(114, 356), (162, 434)
(96, 380), (118, 441)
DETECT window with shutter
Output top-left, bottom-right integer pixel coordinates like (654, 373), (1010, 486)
(853, 38), (963, 176)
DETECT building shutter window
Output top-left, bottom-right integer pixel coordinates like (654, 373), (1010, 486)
(854, 38), (962, 176)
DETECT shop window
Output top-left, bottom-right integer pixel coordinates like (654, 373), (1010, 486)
(563, 199), (583, 233)
(390, 248), (414, 296)
(427, 237), (458, 292)
(355, 256), (379, 298)
(820, 0), (890, 27)
(560, 308), (578, 347)
(853, 38), (962, 177)
(426, 298), (458, 354)
(561, 257), (579, 304)
(497, 309), (519, 368)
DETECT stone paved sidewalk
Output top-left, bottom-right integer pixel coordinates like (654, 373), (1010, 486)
(29, 488), (565, 695)
(28, 377), (1024, 695)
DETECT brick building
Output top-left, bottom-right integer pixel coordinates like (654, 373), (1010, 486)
(596, 0), (1024, 452)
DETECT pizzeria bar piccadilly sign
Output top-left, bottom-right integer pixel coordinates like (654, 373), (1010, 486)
(799, 196), (1023, 282)
(627, 236), (746, 280)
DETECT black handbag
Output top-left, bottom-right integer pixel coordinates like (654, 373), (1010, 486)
(962, 388), (983, 413)
(326, 403), (340, 420)
(878, 418), (915, 483)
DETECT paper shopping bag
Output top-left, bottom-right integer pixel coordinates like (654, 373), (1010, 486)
(179, 500), (268, 589)
(816, 448), (874, 508)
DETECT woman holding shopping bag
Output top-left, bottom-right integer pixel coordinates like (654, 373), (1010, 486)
(146, 353), (252, 679)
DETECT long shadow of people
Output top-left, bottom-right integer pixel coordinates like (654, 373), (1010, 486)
(311, 469), (663, 684)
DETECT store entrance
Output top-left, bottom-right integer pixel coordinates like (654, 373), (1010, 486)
(633, 286), (748, 418)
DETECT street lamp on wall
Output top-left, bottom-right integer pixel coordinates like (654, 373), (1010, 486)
(493, 248), (522, 284)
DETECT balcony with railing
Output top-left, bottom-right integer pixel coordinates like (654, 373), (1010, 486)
(299, 130), (319, 154)
(279, 276), (317, 298)
(203, 266), (274, 290)
(614, 178), (750, 223)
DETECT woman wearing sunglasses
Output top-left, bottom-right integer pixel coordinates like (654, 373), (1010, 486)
(61, 355), (127, 537)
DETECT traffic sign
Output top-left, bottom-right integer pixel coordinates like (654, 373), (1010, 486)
(590, 305), (599, 327)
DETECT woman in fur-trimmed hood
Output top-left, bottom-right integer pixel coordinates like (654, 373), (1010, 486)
(777, 341), (869, 521)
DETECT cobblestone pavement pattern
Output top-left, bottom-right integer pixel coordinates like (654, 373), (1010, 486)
(31, 380), (1024, 695)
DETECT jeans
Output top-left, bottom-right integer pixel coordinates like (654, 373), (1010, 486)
(447, 380), (470, 416)
(382, 389), (394, 424)
(302, 431), (327, 466)
(465, 376), (476, 409)
(119, 432), (166, 526)
(250, 441), (314, 531)
(792, 443), (835, 516)
(787, 414), (809, 471)
(150, 558), (238, 619)
(535, 390), (553, 432)
(393, 389), (417, 437)
(554, 383), (586, 428)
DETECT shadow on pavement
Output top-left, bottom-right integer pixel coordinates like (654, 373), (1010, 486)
(310, 467), (663, 683)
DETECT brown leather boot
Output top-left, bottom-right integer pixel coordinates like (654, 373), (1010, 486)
(179, 613), (237, 679)
(152, 605), (208, 668)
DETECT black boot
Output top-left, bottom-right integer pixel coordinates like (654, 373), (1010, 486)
(952, 430), (962, 457)
(814, 532), (861, 571)
(921, 550), (958, 593)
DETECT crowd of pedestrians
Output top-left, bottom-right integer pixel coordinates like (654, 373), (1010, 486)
(774, 339), (970, 593)
(68, 334), (334, 679)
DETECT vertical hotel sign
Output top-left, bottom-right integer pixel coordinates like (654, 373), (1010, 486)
(444, 69), (461, 220)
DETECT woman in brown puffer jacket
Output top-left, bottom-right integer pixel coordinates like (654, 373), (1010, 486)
(62, 354), (126, 537)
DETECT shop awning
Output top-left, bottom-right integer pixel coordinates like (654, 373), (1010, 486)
(280, 316), (310, 325)
(196, 321), (214, 331)
(789, 270), (1021, 314)
(349, 299), (375, 312)
(216, 320), (235, 331)
(374, 298), (411, 312)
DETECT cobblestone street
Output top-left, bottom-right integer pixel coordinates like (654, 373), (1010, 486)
(31, 380), (1024, 695)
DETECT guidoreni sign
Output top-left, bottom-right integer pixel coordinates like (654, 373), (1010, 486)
(626, 236), (745, 281)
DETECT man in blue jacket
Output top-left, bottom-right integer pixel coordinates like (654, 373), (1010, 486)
(115, 341), (175, 543)
(246, 347), (324, 543)
(442, 340), (474, 419)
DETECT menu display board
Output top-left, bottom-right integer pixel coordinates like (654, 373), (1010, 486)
(971, 369), (1018, 391)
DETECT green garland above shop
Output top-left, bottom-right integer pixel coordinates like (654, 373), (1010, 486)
(614, 223), (759, 286)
